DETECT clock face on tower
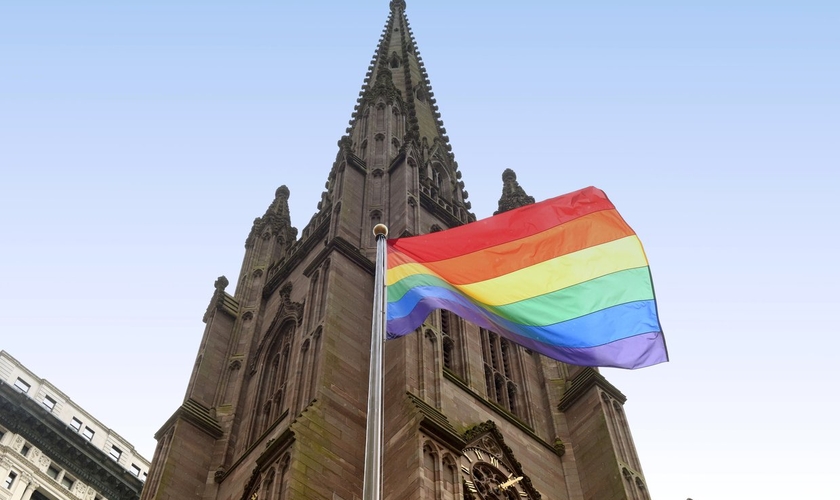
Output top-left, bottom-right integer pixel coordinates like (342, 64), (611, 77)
(461, 446), (529, 499)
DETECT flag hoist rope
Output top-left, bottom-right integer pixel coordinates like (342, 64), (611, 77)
(363, 223), (388, 500)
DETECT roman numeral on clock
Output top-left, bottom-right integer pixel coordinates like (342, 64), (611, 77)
(465, 480), (477, 493)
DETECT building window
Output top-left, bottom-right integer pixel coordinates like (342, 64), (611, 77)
(130, 464), (141, 477)
(61, 476), (74, 489)
(70, 417), (82, 431)
(82, 426), (95, 441)
(480, 328), (520, 416)
(439, 310), (463, 377)
(43, 395), (57, 411)
(432, 166), (442, 189)
(5, 471), (16, 490)
(442, 336), (453, 370)
(14, 378), (30, 393)
(307, 271), (320, 326)
(142, 471), (147, 481)
(47, 466), (60, 479)
(251, 321), (295, 443)
(21, 444), (31, 456)
(109, 445), (122, 461)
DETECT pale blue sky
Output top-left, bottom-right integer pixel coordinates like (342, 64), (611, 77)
(1, 1), (838, 498)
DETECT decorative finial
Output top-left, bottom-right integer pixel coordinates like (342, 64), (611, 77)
(373, 224), (389, 237)
(390, 0), (406, 12)
(495, 168), (535, 215)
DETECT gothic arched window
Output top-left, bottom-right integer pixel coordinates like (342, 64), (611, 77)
(251, 321), (294, 441)
(480, 328), (521, 416)
(307, 271), (320, 327)
(431, 165), (443, 189)
(439, 310), (464, 378)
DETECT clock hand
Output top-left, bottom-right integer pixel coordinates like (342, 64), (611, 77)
(498, 476), (523, 491)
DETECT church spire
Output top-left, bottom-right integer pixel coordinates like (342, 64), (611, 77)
(316, 0), (473, 244)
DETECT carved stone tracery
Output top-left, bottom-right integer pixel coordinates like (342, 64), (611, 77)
(249, 284), (303, 375)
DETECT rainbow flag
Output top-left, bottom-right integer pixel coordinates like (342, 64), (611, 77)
(385, 186), (667, 369)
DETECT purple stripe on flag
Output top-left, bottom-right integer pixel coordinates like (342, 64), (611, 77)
(386, 291), (665, 369)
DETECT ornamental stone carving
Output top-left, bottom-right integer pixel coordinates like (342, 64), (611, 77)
(495, 168), (535, 215)
(249, 284), (303, 374)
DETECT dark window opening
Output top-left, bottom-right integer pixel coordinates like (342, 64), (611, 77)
(14, 378), (30, 393)
(43, 395), (57, 411)
(5, 471), (17, 490)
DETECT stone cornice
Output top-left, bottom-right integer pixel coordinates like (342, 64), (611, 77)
(442, 371), (561, 458)
(0, 382), (144, 500)
(302, 236), (375, 279)
(557, 367), (627, 412)
(386, 150), (406, 173)
(406, 392), (465, 454)
(256, 427), (295, 468)
(217, 293), (240, 319)
(332, 236), (376, 275)
(419, 191), (467, 228)
(154, 398), (223, 441)
(345, 152), (367, 174)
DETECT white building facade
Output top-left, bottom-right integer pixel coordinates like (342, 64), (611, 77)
(0, 351), (149, 500)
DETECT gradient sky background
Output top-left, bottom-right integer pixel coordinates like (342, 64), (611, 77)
(1, 1), (838, 498)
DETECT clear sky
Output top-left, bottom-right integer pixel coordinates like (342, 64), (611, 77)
(1, 1), (838, 498)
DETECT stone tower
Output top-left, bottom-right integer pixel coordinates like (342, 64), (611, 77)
(139, 2), (651, 499)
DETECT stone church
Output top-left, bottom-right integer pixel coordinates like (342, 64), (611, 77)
(139, 2), (651, 499)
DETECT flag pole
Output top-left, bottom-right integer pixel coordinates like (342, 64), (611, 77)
(363, 223), (388, 500)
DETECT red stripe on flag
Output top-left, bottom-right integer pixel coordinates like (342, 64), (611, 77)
(387, 186), (614, 266)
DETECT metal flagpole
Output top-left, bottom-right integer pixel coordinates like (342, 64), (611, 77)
(363, 224), (388, 500)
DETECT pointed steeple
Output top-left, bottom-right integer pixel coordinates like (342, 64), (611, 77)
(305, 0), (473, 248)
(495, 168), (535, 215)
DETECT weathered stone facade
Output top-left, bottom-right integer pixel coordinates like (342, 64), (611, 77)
(140, 2), (651, 499)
